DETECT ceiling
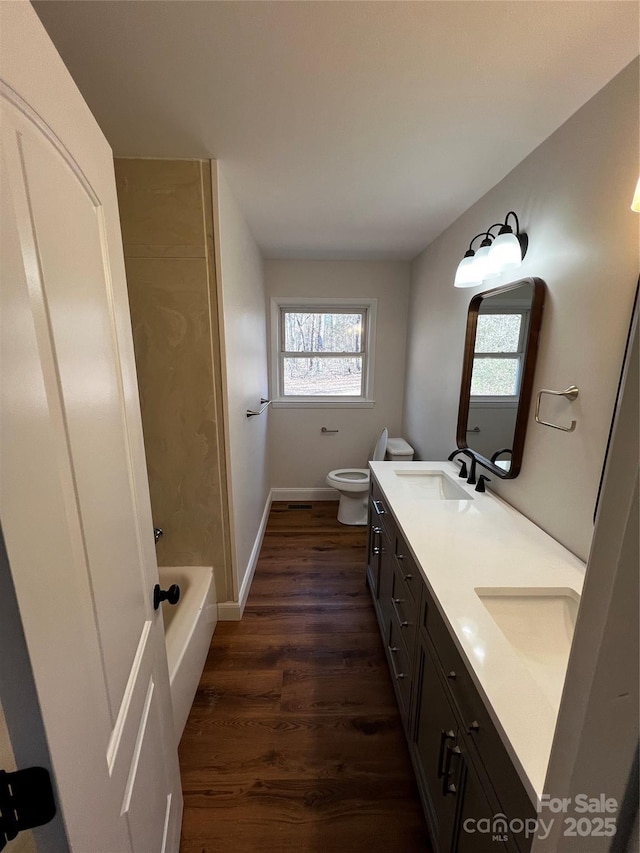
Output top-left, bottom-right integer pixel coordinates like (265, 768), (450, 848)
(33, 1), (639, 261)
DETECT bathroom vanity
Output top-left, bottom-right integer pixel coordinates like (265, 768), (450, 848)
(366, 461), (585, 853)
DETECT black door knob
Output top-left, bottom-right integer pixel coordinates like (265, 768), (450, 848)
(153, 583), (180, 610)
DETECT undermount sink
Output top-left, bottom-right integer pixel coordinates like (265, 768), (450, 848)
(475, 587), (580, 707)
(394, 470), (473, 500)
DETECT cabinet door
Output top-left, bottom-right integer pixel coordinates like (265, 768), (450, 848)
(414, 642), (460, 853)
(395, 529), (419, 603)
(366, 498), (382, 596)
(378, 527), (395, 634)
(456, 752), (512, 853)
(387, 610), (413, 725)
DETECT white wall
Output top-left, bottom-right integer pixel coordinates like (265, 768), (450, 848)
(212, 163), (269, 604)
(403, 60), (639, 561)
(265, 260), (410, 492)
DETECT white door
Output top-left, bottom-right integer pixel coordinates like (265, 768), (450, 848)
(0, 5), (182, 852)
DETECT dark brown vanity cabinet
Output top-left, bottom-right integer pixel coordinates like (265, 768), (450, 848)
(413, 637), (514, 853)
(366, 479), (534, 853)
(368, 481), (418, 729)
(413, 641), (460, 849)
(367, 481), (395, 636)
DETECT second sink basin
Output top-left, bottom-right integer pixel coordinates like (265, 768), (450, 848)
(475, 587), (580, 707)
(394, 470), (472, 500)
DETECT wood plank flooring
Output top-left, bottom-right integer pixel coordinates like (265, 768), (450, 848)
(179, 502), (431, 852)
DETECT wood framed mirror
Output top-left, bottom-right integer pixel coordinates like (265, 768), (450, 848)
(456, 277), (546, 478)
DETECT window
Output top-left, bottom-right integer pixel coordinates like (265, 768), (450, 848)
(470, 309), (529, 401)
(270, 298), (376, 405)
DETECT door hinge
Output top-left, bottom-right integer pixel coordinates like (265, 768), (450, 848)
(0, 767), (56, 851)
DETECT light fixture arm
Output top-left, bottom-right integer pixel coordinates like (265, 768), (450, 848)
(467, 231), (495, 251)
(494, 211), (528, 258)
(502, 211), (520, 234)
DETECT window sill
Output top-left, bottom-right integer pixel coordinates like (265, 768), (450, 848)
(469, 399), (518, 407)
(272, 399), (375, 409)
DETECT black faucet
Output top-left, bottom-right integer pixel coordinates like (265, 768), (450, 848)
(475, 474), (491, 493)
(466, 455), (477, 486)
(447, 448), (470, 479)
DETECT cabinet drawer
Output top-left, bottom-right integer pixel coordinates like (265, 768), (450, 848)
(422, 590), (535, 840)
(394, 530), (418, 602)
(388, 613), (412, 718)
(391, 562), (417, 654)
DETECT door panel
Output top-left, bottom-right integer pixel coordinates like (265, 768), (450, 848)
(14, 109), (147, 715)
(126, 686), (177, 853)
(0, 5), (183, 850)
(1, 129), (132, 853)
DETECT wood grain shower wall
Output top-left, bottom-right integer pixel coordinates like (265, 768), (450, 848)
(115, 158), (232, 600)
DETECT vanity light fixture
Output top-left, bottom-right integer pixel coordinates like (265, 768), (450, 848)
(472, 235), (498, 282)
(454, 211), (528, 288)
(453, 232), (493, 288)
(453, 246), (482, 288)
(632, 177), (640, 212)
(488, 211), (528, 273)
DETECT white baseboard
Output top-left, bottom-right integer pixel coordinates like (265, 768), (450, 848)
(217, 489), (273, 621)
(216, 599), (243, 621)
(271, 487), (338, 502)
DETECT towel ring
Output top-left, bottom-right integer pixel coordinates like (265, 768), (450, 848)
(535, 386), (579, 432)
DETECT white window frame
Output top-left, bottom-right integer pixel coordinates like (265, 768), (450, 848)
(470, 305), (530, 405)
(269, 297), (377, 407)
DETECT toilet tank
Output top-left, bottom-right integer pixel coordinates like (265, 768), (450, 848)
(385, 437), (414, 461)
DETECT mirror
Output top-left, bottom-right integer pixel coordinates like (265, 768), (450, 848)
(456, 277), (545, 478)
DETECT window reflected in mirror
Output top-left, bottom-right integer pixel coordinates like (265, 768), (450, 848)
(457, 279), (545, 478)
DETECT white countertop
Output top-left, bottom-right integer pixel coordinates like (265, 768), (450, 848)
(369, 460), (586, 804)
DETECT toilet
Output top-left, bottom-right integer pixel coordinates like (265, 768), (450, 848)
(326, 428), (414, 525)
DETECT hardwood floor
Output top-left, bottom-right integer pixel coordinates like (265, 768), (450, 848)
(179, 502), (430, 852)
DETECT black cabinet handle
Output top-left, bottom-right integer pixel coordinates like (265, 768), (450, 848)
(442, 744), (462, 796)
(372, 526), (382, 556)
(387, 645), (406, 681)
(396, 553), (414, 581)
(467, 720), (480, 734)
(153, 583), (180, 611)
(437, 729), (456, 777)
(447, 670), (457, 680)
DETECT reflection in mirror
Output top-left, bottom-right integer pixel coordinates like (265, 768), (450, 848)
(457, 278), (545, 479)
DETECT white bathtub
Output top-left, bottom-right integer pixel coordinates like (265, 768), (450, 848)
(158, 566), (217, 743)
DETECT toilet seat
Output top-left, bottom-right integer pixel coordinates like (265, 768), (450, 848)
(326, 468), (370, 493)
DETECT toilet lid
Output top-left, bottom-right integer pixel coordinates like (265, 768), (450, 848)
(372, 428), (388, 462)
